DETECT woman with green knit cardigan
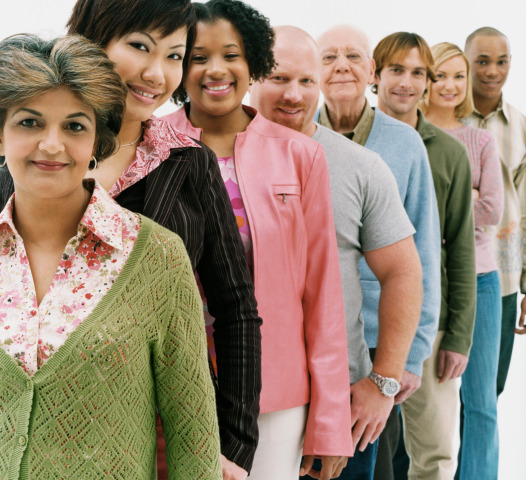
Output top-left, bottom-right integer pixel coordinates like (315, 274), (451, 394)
(0, 33), (221, 479)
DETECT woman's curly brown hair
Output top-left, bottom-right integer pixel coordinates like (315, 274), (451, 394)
(173, 0), (276, 104)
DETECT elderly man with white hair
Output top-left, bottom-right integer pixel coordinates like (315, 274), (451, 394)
(250, 25), (430, 480)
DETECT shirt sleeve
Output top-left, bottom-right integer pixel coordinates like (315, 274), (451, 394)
(401, 143), (441, 376)
(474, 131), (503, 228)
(301, 144), (353, 457)
(516, 153), (526, 293)
(195, 145), (262, 472)
(360, 156), (415, 252)
(439, 149), (477, 355)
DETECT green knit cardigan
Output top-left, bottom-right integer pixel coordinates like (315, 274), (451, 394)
(0, 216), (221, 480)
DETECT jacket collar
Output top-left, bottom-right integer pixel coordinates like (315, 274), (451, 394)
(472, 96), (510, 123)
(415, 109), (436, 142)
(178, 103), (261, 141)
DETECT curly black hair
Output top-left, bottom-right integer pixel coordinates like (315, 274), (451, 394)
(173, 0), (275, 104)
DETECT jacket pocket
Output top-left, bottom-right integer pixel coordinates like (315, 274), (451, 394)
(272, 184), (301, 204)
(272, 184), (305, 289)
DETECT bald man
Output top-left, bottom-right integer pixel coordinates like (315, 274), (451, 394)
(251, 25), (424, 480)
(315, 25), (441, 480)
(464, 27), (526, 399)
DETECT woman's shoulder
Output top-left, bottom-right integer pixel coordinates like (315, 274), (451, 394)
(130, 216), (190, 272)
(137, 216), (186, 252)
(144, 116), (220, 187)
(457, 122), (494, 144)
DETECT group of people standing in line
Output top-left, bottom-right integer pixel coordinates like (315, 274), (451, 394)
(0, 0), (524, 479)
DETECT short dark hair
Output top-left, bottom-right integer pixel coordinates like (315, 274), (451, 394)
(465, 26), (508, 52)
(67, 0), (195, 47)
(371, 32), (436, 94)
(0, 34), (127, 162)
(67, 0), (196, 84)
(173, 0), (275, 104)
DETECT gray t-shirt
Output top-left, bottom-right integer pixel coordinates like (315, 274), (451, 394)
(312, 123), (415, 383)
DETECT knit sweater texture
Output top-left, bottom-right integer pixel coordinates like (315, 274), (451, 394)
(444, 125), (503, 274)
(0, 216), (221, 480)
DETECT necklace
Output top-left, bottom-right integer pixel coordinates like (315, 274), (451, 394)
(119, 128), (143, 148)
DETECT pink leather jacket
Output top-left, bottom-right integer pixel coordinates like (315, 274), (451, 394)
(164, 105), (352, 457)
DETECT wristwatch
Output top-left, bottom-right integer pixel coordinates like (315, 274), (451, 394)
(368, 371), (401, 397)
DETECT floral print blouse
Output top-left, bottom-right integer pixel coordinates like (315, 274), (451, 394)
(0, 181), (140, 376)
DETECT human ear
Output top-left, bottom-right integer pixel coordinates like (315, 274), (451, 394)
(368, 58), (376, 84)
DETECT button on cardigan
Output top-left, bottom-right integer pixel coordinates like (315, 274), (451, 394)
(0, 216), (221, 480)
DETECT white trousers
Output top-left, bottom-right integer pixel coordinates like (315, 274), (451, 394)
(249, 405), (308, 480)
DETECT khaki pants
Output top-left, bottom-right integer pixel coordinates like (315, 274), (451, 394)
(401, 331), (460, 480)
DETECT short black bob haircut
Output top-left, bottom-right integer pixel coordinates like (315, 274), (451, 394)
(173, 0), (276, 104)
(66, 0), (196, 75)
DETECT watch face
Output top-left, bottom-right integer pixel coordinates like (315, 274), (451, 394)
(384, 380), (399, 396)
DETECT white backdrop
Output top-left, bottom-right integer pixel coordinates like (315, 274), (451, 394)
(2, 0), (525, 113)
(2, 1), (526, 478)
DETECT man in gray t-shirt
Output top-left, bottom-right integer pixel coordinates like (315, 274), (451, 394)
(250, 25), (422, 479)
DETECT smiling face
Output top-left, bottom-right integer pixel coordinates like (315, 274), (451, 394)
(184, 19), (250, 124)
(428, 55), (468, 111)
(466, 34), (510, 102)
(250, 28), (319, 136)
(0, 87), (96, 201)
(184, 19), (250, 121)
(318, 26), (375, 110)
(104, 27), (187, 123)
(375, 47), (428, 126)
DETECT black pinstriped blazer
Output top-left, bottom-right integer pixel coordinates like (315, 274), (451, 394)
(0, 140), (262, 472)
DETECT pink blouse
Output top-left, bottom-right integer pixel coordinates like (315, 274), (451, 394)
(0, 181), (140, 375)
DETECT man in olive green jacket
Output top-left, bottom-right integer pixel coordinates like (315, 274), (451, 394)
(372, 32), (476, 480)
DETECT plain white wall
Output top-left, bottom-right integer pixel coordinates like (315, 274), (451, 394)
(252, 0), (526, 114)
(2, 0), (526, 113)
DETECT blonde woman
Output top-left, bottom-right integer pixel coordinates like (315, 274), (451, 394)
(421, 42), (503, 480)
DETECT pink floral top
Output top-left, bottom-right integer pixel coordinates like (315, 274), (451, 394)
(108, 116), (200, 198)
(0, 181), (140, 376)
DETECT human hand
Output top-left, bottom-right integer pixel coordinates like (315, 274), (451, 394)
(349, 377), (394, 452)
(437, 348), (468, 383)
(472, 188), (480, 200)
(394, 370), (421, 405)
(514, 296), (526, 334)
(221, 454), (248, 480)
(300, 455), (348, 479)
